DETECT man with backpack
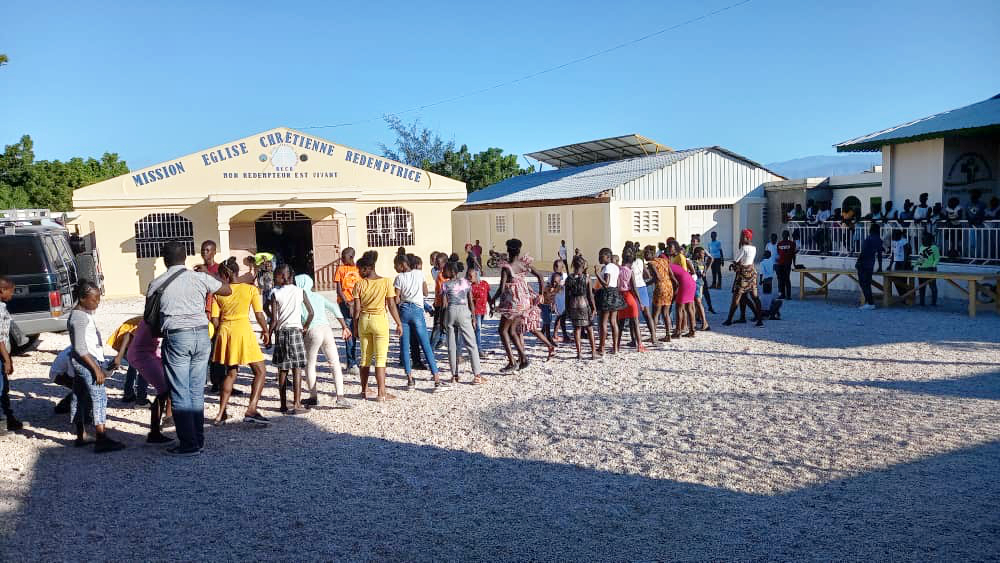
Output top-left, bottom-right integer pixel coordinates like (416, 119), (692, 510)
(146, 241), (231, 457)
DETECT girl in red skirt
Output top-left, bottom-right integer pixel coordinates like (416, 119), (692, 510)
(616, 247), (648, 351)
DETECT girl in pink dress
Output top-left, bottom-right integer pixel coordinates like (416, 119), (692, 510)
(110, 319), (173, 444)
(668, 241), (697, 338)
(490, 238), (555, 372)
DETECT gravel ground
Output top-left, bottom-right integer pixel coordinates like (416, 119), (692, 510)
(1, 291), (998, 561)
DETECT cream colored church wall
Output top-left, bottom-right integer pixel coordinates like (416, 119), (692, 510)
(74, 203), (219, 297)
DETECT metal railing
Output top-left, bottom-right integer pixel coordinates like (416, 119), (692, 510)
(785, 221), (1000, 264)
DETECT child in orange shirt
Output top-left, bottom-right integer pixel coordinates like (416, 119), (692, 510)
(334, 247), (361, 374)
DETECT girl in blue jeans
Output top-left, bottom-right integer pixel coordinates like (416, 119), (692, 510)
(393, 254), (448, 392)
(67, 281), (125, 453)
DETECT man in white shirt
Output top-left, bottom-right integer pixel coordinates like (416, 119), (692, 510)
(558, 240), (568, 265)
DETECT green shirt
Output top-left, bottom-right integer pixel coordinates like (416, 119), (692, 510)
(915, 244), (940, 268)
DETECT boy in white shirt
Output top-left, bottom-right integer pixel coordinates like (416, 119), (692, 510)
(269, 265), (314, 415)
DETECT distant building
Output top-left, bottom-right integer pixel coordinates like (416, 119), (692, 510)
(836, 92), (999, 207)
(765, 167), (883, 229)
(451, 134), (782, 264)
(767, 92), (1000, 235)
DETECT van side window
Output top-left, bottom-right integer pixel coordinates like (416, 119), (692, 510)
(42, 236), (63, 271)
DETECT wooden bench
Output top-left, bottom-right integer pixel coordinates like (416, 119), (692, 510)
(797, 267), (883, 304)
(878, 271), (999, 317)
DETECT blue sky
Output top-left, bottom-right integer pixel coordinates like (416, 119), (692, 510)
(2, 0), (998, 170)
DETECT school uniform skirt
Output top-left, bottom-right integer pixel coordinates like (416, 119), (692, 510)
(272, 327), (307, 370)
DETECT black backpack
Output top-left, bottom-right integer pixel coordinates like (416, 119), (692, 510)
(143, 269), (187, 338)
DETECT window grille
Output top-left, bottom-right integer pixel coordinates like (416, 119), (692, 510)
(495, 214), (507, 233)
(134, 213), (195, 259)
(684, 204), (734, 211)
(631, 209), (660, 234)
(761, 205), (769, 233)
(366, 206), (414, 247)
(546, 212), (561, 234)
(256, 210), (310, 222)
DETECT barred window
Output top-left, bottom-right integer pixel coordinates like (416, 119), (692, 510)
(366, 206), (414, 247)
(546, 212), (561, 234)
(257, 210), (309, 222)
(631, 209), (660, 234)
(495, 214), (507, 233)
(134, 213), (195, 259)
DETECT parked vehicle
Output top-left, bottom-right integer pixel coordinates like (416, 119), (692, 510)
(0, 214), (90, 338)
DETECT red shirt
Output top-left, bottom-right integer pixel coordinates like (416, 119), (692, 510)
(471, 280), (490, 316)
(776, 239), (796, 266)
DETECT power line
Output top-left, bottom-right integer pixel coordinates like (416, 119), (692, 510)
(295, 0), (753, 131)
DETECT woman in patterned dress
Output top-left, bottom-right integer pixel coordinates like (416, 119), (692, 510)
(490, 238), (555, 372)
(647, 245), (678, 342)
(723, 229), (765, 327)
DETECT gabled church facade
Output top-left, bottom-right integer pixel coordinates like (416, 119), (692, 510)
(73, 127), (467, 296)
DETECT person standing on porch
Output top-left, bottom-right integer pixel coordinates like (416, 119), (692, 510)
(856, 223), (883, 311)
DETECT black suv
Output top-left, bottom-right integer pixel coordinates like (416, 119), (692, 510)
(0, 224), (79, 336)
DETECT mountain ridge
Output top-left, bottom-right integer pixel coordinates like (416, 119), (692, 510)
(766, 154), (882, 179)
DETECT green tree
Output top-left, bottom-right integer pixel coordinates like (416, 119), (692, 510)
(0, 54), (8, 67)
(378, 114), (455, 167)
(0, 135), (129, 210)
(0, 135), (34, 208)
(423, 145), (534, 193)
(379, 116), (534, 192)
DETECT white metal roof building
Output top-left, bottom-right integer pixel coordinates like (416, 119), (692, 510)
(453, 137), (783, 264)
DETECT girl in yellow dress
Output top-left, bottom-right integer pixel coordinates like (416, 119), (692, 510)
(211, 258), (271, 425)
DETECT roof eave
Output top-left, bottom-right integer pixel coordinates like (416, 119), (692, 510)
(836, 123), (1000, 153)
(457, 195), (610, 210)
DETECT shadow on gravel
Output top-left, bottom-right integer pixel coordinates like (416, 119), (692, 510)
(1, 417), (998, 561)
(840, 371), (1000, 401)
(698, 288), (1000, 350)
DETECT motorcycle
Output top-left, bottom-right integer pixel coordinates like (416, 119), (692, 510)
(486, 248), (507, 269)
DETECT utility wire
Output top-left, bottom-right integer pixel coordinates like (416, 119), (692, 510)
(296, 0), (752, 131)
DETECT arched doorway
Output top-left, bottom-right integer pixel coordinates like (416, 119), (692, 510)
(842, 196), (862, 216)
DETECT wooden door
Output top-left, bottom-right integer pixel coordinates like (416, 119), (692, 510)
(312, 220), (340, 290)
(228, 224), (257, 267)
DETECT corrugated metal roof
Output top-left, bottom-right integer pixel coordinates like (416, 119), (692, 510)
(525, 134), (672, 168)
(464, 147), (778, 206)
(836, 93), (1000, 152)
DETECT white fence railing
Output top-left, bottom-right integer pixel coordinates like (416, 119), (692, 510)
(785, 221), (1000, 263)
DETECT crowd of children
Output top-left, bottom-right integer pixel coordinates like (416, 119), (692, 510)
(0, 226), (797, 453)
